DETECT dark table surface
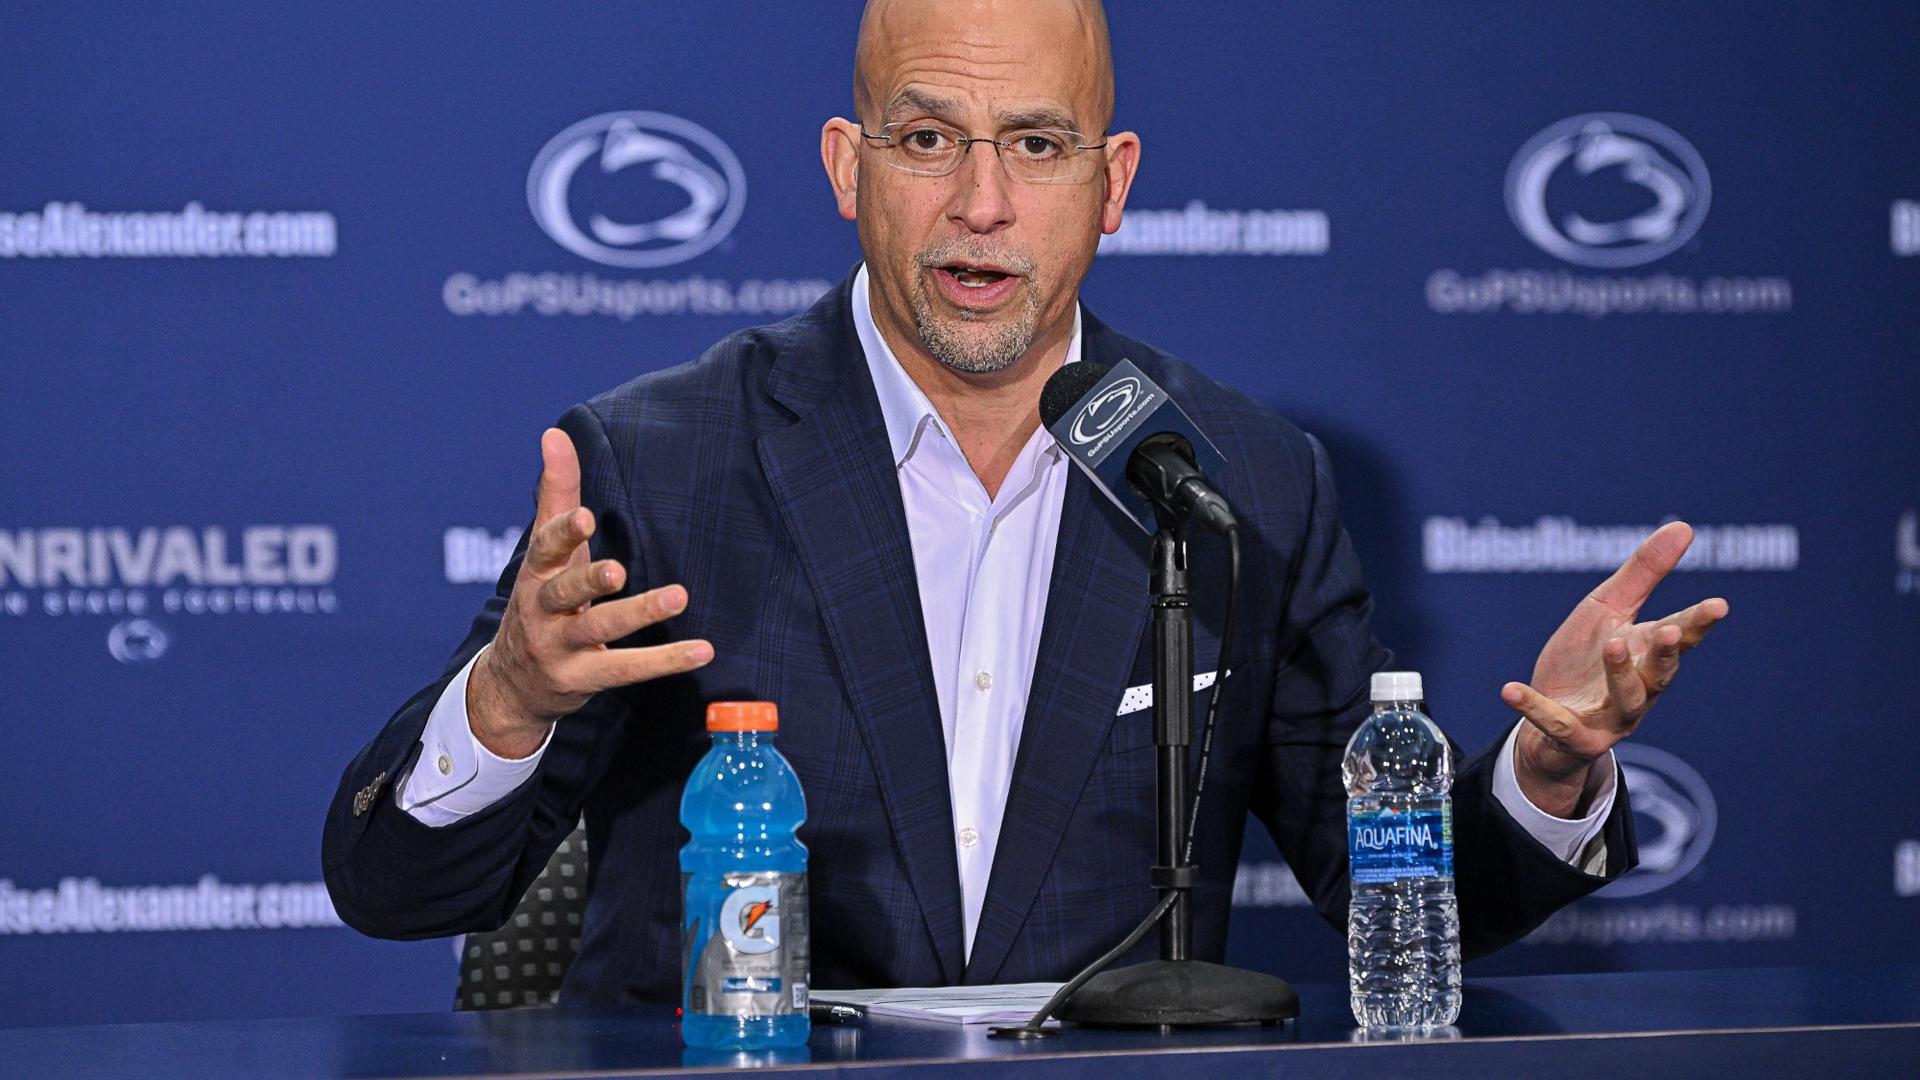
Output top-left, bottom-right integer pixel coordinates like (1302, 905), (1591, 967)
(3, 964), (1917, 1079)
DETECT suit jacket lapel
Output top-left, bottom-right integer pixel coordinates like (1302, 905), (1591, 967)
(756, 279), (967, 983)
(964, 320), (1155, 984)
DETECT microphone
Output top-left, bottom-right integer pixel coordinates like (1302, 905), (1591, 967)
(1038, 359), (1236, 534)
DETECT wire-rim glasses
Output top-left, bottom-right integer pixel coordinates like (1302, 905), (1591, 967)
(859, 119), (1109, 184)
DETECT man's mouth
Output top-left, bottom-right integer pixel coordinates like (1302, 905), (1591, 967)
(940, 261), (1015, 289)
(920, 251), (1029, 311)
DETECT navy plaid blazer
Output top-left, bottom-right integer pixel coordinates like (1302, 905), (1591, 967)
(323, 269), (1635, 1004)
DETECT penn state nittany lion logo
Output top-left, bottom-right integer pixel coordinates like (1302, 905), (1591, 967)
(527, 110), (747, 269)
(1505, 112), (1711, 269)
(1605, 743), (1718, 898)
(1070, 376), (1142, 446)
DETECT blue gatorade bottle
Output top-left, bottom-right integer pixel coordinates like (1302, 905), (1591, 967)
(679, 701), (810, 1049)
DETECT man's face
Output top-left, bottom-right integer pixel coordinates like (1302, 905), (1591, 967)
(826, 0), (1137, 376)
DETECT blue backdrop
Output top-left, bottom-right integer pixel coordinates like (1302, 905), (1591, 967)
(3, 1), (1916, 1028)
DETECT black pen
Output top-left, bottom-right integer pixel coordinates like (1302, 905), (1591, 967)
(809, 1002), (866, 1025)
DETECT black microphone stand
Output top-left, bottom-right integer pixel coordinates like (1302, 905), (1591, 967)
(1052, 522), (1299, 1030)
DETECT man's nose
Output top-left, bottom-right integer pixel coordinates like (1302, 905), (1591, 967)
(947, 141), (1016, 233)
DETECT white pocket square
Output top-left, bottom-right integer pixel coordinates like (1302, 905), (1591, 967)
(1116, 671), (1225, 715)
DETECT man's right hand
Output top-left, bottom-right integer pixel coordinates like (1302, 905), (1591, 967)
(466, 427), (714, 759)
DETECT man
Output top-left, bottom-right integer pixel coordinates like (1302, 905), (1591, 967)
(324, 0), (1727, 1004)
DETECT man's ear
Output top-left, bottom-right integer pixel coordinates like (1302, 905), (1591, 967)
(822, 118), (861, 222)
(1098, 131), (1142, 236)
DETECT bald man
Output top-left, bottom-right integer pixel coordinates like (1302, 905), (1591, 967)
(325, 0), (1724, 1007)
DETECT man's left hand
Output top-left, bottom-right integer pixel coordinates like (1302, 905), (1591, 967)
(1501, 521), (1730, 819)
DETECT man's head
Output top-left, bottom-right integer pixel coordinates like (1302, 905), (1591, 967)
(822, 0), (1140, 378)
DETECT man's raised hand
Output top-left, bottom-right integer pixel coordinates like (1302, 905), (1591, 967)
(466, 427), (713, 759)
(1501, 521), (1729, 818)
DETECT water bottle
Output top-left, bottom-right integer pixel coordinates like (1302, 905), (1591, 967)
(680, 701), (810, 1049)
(1342, 671), (1462, 1028)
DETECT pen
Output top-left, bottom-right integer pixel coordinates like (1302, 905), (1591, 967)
(809, 1003), (866, 1025)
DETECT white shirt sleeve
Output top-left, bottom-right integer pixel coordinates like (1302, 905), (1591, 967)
(1490, 722), (1617, 869)
(395, 645), (554, 827)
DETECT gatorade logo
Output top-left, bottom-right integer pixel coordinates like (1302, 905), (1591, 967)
(718, 885), (780, 954)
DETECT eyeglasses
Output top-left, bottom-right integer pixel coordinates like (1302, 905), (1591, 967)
(859, 119), (1109, 184)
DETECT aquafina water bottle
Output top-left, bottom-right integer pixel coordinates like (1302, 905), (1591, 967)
(1342, 671), (1462, 1028)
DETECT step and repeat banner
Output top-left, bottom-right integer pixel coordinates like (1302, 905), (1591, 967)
(2, 2), (1915, 1027)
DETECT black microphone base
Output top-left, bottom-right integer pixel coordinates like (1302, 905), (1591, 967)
(1053, 959), (1299, 1028)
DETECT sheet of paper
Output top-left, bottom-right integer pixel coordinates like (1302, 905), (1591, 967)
(809, 982), (1063, 1025)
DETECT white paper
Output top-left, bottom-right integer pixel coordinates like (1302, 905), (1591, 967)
(809, 982), (1063, 1025)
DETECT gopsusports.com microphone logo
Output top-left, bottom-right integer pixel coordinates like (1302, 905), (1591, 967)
(528, 111), (747, 269)
(1040, 359), (1226, 533)
(1069, 376), (1142, 447)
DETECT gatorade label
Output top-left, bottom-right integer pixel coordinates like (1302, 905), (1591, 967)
(1347, 802), (1453, 885)
(683, 870), (810, 1017)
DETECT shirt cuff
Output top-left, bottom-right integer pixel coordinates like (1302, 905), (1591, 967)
(1491, 722), (1617, 866)
(396, 645), (554, 828)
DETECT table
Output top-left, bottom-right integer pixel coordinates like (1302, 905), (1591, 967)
(3, 965), (1916, 1078)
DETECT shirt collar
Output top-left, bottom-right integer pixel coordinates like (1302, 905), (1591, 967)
(852, 263), (1082, 469)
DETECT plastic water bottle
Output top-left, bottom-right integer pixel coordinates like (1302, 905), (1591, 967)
(680, 701), (810, 1049)
(1342, 671), (1462, 1028)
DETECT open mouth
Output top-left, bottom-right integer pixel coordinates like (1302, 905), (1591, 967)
(942, 263), (1013, 288)
(931, 260), (1022, 308)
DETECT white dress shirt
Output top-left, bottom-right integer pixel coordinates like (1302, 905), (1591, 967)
(850, 264), (1074, 960)
(399, 264), (1618, 952)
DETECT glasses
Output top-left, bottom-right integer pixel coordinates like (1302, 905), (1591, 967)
(859, 119), (1109, 184)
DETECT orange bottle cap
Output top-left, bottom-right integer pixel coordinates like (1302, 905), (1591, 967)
(706, 701), (779, 732)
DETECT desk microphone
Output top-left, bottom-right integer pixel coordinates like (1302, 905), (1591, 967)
(997, 361), (1294, 1038)
(1038, 360), (1236, 534)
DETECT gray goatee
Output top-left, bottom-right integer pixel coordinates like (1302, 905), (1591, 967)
(910, 245), (1041, 374)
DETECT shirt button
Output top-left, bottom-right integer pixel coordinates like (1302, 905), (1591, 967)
(974, 671), (993, 692)
(959, 826), (979, 848)
(436, 753), (452, 776)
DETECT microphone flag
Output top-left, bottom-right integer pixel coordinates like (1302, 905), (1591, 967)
(1039, 358), (1228, 534)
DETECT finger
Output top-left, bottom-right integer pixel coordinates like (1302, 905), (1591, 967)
(1501, 681), (1583, 745)
(1587, 521), (1694, 617)
(573, 639), (715, 693)
(523, 505), (596, 578)
(564, 583), (689, 647)
(1655, 596), (1730, 650)
(1638, 622), (1683, 694)
(537, 558), (627, 616)
(534, 428), (582, 527)
(1602, 635), (1646, 716)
